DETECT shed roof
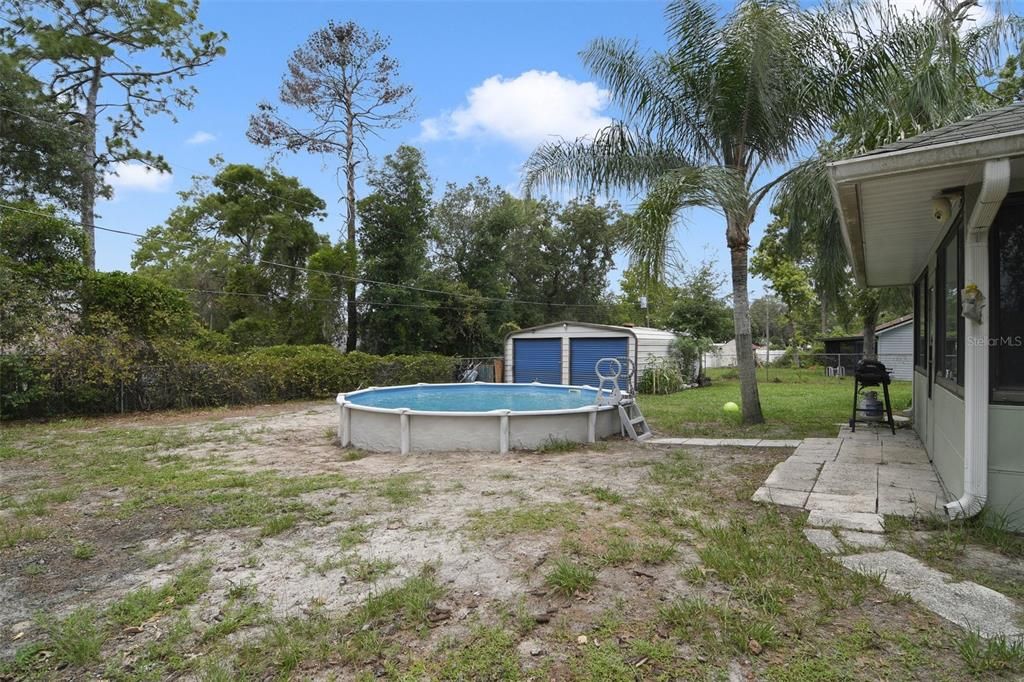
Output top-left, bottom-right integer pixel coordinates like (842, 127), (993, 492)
(504, 321), (677, 342)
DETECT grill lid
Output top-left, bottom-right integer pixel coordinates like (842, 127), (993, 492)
(855, 359), (891, 383)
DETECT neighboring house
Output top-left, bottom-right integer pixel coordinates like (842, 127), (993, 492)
(504, 322), (677, 392)
(821, 315), (914, 380)
(703, 339), (738, 369)
(828, 102), (1024, 529)
(703, 339), (785, 368)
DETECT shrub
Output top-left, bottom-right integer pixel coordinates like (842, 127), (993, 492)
(0, 345), (458, 420)
(637, 356), (687, 395)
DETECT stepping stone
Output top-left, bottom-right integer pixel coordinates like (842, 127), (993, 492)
(813, 463), (877, 496)
(839, 530), (887, 550)
(648, 438), (688, 446)
(805, 492), (877, 514)
(764, 461), (821, 492)
(803, 528), (887, 554)
(803, 528), (842, 553)
(840, 551), (1024, 640)
(806, 510), (885, 533)
(686, 438), (722, 446)
(882, 445), (931, 465)
(752, 486), (809, 508)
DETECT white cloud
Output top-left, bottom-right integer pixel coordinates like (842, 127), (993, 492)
(420, 70), (612, 148)
(106, 162), (173, 193)
(186, 130), (216, 145)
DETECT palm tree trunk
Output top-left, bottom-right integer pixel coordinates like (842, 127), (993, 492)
(728, 237), (764, 425)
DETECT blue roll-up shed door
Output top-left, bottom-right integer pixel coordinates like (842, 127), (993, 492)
(513, 338), (562, 384)
(570, 337), (629, 389)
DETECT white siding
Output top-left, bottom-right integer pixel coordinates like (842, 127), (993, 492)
(877, 321), (913, 380)
(632, 327), (678, 375)
(504, 322), (678, 387)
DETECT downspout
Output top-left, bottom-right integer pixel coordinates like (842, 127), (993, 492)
(944, 157), (1010, 520)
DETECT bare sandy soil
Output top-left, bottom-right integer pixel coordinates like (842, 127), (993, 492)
(1, 402), (1014, 680)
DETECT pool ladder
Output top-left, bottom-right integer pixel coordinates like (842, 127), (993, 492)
(618, 399), (653, 442)
(593, 357), (652, 442)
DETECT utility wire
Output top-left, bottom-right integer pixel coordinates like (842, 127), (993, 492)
(0, 201), (617, 310)
(179, 288), (495, 313)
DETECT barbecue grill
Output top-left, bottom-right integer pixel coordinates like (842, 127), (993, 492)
(850, 359), (895, 434)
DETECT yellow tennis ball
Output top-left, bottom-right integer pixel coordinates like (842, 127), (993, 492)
(723, 401), (740, 414)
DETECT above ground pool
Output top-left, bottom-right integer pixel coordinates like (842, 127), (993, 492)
(336, 382), (621, 454)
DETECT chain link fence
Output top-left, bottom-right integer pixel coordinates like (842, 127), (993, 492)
(700, 351), (915, 380)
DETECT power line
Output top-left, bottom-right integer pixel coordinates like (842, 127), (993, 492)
(0, 201), (617, 310)
(1, 103), (624, 309)
(179, 288), (492, 313)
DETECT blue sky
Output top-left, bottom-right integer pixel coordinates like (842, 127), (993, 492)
(96, 0), (770, 296)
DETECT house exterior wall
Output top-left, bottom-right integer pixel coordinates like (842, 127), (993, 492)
(911, 181), (1024, 530)
(929, 384), (966, 497)
(989, 405), (1024, 523)
(877, 322), (913, 380)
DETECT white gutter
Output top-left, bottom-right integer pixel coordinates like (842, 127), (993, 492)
(944, 157), (1010, 520)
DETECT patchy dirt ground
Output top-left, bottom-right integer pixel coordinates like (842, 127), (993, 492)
(1, 402), (1020, 680)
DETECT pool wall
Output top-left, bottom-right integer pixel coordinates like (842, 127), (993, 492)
(336, 382), (621, 454)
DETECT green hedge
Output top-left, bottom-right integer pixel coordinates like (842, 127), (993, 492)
(0, 344), (457, 420)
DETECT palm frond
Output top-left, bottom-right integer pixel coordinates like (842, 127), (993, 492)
(624, 166), (745, 280)
(522, 123), (691, 196)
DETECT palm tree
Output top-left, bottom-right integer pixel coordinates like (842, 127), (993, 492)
(776, 0), (1019, 352)
(524, 0), (838, 424)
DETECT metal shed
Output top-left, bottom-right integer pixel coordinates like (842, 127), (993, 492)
(504, 322), (678, 391)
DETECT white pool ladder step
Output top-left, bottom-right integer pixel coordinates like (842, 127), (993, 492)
(618, 400), (652, 442)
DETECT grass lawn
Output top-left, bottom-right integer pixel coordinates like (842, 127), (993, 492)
(641, 367), (912, 440)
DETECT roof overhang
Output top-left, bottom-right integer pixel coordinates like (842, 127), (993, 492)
(827, 131), (1024, 287)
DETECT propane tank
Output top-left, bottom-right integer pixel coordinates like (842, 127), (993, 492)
(859, 391), (883, 421)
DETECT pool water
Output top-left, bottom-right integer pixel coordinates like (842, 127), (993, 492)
(344, 384), (602, 412)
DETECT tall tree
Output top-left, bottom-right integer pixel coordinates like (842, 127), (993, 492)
(2, 0), (227, 270)
(775, 0), (1017, 346)
(752, 214), (817, 361)
(524, 0), (835, 424)
(248, 21), (414, 351)
(667, 262), (734, 342)
(616, 261), (678, 328)
(132, 163), (329, 345)
(0, 203), (84, 352)
(0, 54), (87, 209)
(358, 146), (435, 355)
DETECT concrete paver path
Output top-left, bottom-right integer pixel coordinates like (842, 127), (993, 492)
(753, 424), (947, 518)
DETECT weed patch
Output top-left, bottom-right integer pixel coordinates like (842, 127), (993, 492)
(545, 557), (596, 596)
(465, 502), (580, 538)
